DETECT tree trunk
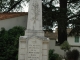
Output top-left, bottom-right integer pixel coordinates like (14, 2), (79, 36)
(58, 0), (67, 44)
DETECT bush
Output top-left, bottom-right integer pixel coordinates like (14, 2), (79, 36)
(66, 49), (80, 60)
(49, 49), (62, 60)
(0, 26), (25, 60)
(60, 41), (70, 58)
(60, 41), (70, 51)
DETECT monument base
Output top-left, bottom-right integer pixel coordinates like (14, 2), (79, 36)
(18, 35), (49, 60)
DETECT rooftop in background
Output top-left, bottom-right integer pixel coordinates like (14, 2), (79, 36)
(0, 12), (28, 20)
(44, 28), (72, 40)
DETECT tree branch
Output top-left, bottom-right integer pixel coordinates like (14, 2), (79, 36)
(68, 13), (80, 20)
(4, 0), (23, 12)
(67, 0), (80, 3)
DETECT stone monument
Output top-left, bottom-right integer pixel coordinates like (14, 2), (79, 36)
(18, 0), (49, 60)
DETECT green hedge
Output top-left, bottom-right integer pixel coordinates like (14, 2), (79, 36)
(0, 26), (25, 60)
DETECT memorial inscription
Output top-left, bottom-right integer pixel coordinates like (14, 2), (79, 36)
(28, 38), (42, 60)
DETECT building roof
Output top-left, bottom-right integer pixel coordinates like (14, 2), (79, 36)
(0, 12), (28, 20)
(44, 32), (58, 40)
(44, 28), (72, 40)
(69, 27), (80, 36)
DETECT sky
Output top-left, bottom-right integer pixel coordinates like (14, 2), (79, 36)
(21, 1), (29, 12)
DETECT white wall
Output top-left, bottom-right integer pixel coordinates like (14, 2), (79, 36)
(49, 40), (64, 56)
(49, 40), (80, 56)
(67, 36), (80, 46)
(0, 15), (27, 30)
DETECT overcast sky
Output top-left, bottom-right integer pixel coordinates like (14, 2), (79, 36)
(21, 1), (29, 12)
(21, 0), (60, 12)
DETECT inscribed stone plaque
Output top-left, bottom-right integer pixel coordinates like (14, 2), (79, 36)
(28, 37), (42, 60)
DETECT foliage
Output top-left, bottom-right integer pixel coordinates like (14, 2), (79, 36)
(60, 41), (71, 59)
(66, 49), (80, 60)
(60, 41), (71, 51)
(0, 0), (27, 12)
(1, 0), (80, 45)
(42, 0), (80, 44)
(0, 26), (25, 60)
(49, 49), (62, 60)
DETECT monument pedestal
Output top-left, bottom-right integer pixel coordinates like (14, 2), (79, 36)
(18, 35), (49, 60)
(25, 30), (44, 36)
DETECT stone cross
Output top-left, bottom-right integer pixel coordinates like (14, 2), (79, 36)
(27, 0), (42, 30)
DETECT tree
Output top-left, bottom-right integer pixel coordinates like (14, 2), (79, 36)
(1, 0), (80, 44)
(42, 0), (80, 44)
(58, 0), (67, 44)
(0, 0), (26, 12)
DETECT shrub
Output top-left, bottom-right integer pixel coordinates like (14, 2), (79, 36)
(66, 49), (80, 60)
(0, 26), (25, 60)
(60, 41), (70, 51)
(60, 41), (70, 58)
(72, 49), (80, 60)
(49, 49), (62, 60)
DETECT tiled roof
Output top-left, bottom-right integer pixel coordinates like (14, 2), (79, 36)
(44, 28), (72, 40)
(44, 32), (58, 40)
(0, 12), (28, 20)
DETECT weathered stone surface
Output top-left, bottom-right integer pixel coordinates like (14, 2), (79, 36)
(27, 36), (42, 60)
(27, 0), (42, 30)
(18, 36), (49, 60)
(18, 0), (49, 60)
(25, 30), (44, 37)
(18, 36), (27, 60)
